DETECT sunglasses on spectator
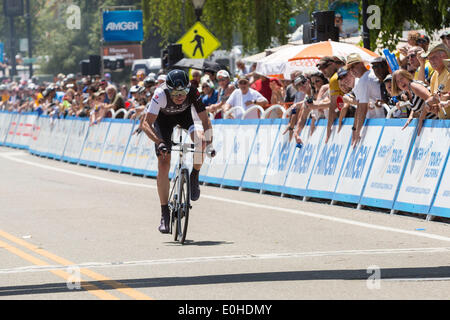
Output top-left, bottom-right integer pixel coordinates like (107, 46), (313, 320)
(238, 80), (249, 85)
(318, 63), (330, 70)
(218, 78), (227, 82)
(407, 54), (417, 59)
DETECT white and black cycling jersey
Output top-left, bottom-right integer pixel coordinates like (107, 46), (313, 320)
(146, 85), (206, 116)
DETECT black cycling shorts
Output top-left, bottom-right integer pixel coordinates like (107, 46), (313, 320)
(153, 108), (197, 157)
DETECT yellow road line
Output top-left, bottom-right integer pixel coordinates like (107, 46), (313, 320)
(0, 230), (153, 300)
(0, 239), (118, 300)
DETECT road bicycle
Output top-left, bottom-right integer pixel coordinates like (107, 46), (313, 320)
(167, 126), (215, 244)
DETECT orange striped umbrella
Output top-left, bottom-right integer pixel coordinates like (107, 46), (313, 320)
(284, 40), (379, 77)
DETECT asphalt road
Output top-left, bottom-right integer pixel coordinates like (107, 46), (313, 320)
(0, 146), (449, 300)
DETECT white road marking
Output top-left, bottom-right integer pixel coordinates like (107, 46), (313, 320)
(1, 152), (450, 243)
(0, 247), (449, 274)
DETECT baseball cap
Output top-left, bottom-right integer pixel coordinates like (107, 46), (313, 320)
(416, 34), (430, 44)
(337, 67), (349, 80)
(294, 75), (308, 86)
(421, 42), (450, 58)
(316, 56), (344, 69)
(346, 53), (364, 66)
(217, 70), (230, 79)
(383, 74), (393, 83)
(371, 56), (387, 64)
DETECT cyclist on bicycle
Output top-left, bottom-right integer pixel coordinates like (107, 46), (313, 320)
(139, 69), (214, 234)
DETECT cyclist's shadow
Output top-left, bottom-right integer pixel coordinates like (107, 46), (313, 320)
(165, 240), (234, 246)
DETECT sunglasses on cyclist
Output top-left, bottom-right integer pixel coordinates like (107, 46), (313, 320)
(169, 88), (189, 97)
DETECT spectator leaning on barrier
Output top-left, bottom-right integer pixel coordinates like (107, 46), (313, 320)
(313, 56), (345, 142)
(337, 67), (357, 131)
(284, 71), (301, 103)
(106, 85), (125, 119)
(391, 69), (437, 135)
(421, 42), (450, 119)
(223, 75), (268, 119)
(289, 75), (313, 144)
(371, 57), (391, 105)
(346, 53), (382, 146)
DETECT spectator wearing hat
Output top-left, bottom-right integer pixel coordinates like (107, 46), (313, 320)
(416, 34), (430, 52)
(371, 57), (391, 104)
(315, 56), (345, 142)
(422, 43), (450, 118)
(335, 67), (357, 132)
(284, 71), (301, 103)
(207, 70), (235, 119)
(200, 76), (218, 108)
(440, 30), (450, 49)
(346, 53), (383, 146)
(223, 76), (268, 119)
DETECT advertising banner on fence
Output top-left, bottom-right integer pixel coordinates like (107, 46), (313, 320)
(63, 118), (89, 163)
(263, 120), (297, 193)
(241, 119), (281, 190)
(204, 120), (241, 185)
(430, 150), (450, 217)
(0, 111), (12, 145)
(360, 119), (416, 209)
(282, 120), (325, 197)
(333, 119), (384, 204)
(394, 120), (450, 213)
(306, 119), (352, 199)
(222, 119), (260, 187)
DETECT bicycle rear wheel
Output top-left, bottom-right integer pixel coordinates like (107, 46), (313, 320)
(173, 168), (190, 244)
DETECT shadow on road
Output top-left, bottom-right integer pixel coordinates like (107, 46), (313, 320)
(0, 266), (449, 297)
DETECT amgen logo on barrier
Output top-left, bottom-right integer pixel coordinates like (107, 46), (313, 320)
(314, 144), (343, 176)
(291, 144), (315, 175)
(342, 146), (371, 180)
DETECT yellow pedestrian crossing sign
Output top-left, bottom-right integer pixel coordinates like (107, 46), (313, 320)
(177, 22), (221, 59)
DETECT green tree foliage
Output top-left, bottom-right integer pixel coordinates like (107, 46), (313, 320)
(142, 0), (307, 53)
(364, 0), (449, 50)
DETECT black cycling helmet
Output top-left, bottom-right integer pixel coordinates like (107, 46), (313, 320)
(166, 69), (190, 91)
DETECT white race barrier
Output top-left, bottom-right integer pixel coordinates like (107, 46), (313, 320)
(79, 120), (111, 167)
(203, 119), (241, 185)
(262, 120), (297, 193)
(62, 117), (90, 163)
(0, 111), (12, 145)
(333, 119), (385, 204)
(240, 119), (281, 190)
(221, 119), (260, 187)
(430, 144), (450, 217)
(98, 119), (134, 172)
(394, 120), (450, 214)
(360, 119), (416, 209)
(306, 118), (353, 200)
(282, 118), (325, 197)
(1, 111), (449, 219)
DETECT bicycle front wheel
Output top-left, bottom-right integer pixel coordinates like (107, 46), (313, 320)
(174, 168), (190, 244)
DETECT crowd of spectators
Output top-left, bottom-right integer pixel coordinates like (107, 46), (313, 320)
(0, 30), (449, 143)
